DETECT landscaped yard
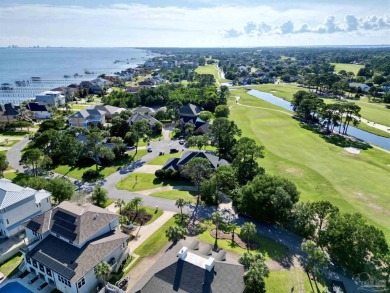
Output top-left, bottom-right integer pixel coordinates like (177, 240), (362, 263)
(229, 90), (390, 242)
(54, 149), (147, 180)
(147, 152), (181, 165)
(0, 252), (23, 277)
(197, 223), (289, 260)
(116, 173), (192, 192)
(134, 216), (176, 257)
(247, 83), (308, 101)
(149, 190), (197, 203)
(331, 62), (364, 75)
(265, 268), (327, 293)
(0, 139), (21, 147)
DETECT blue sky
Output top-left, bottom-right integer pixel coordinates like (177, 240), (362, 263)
(1, 0), (389, 47)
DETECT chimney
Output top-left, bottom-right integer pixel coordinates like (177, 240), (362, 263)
(177, 247), (188, 260)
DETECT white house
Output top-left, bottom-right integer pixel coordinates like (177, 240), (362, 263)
(0, 178), (51, 238)
(349, 82), (371, 92)
(21, 201), (129, 293)
(35, 91), (65, 107)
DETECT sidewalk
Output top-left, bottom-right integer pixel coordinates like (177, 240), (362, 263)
(128, 210), (175, 252)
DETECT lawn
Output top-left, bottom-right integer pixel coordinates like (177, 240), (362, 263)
(0, 252), (23, 277)
(149, 190), (197, 203)
(265, 269), (327, 293)
(247, 84), (390, 126)
(102, 198), (114, 208)
(0, 139), (21, 147)
(331, 62), (364, 75)
(197, 224), (289, 261)
(116, 173), (192, 192)
(147, 152), (181, 165)
(143, 206), (163, 225)
(229, 90), (390, 242)
(137, 133), (163, 147)
(195, 64), (231, 84)
(134, 216), (176, 257)
(54, 149), (148, 180)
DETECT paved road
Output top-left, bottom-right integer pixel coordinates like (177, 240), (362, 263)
(7, 135), (360, 292)
(6, 137), (30, 171)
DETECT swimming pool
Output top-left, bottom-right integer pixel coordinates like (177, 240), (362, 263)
(0, 281), (33, 293)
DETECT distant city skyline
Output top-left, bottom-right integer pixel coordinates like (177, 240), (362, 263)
(1, 1), (389, 47)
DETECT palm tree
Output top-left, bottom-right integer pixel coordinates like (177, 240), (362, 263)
(130, 197), (143, 215)
(115, 199), (126, 214)
(165, 225), (188, 243)
(229, 223), (238, 243)
(212, 212), (223, 248)
(175, 198), (187, 222)
(94, 261), (111, 285)
(241, 222), (256, 251)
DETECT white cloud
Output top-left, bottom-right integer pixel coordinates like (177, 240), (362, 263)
(0, 3), (388, 47)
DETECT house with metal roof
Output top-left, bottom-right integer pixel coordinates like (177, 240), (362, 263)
(21, 201), (129, 293)
(68, 108), (106, 128)
(0, 178), (51, 238)
(0, 103), (20, 123)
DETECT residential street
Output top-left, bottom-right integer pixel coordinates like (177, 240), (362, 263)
(7, 134), (360, 292)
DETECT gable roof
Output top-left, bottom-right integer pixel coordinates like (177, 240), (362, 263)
(0, 178), (50, 210)
(68, 109), (105, 119)
(25, 102), (50, 112)
(162, 151), (228, 171)
(132, 107), (156, 115)
(0, 103), (20, 116)
(128, 113), (160, 126)
(23, 201), (119, 245)
(179, 104), (202, 117)
(89, 105), (126, 115)
(27, 231), (128, 282)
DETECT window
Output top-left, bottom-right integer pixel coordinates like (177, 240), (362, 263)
(122, 242), (126, 249)
(46, 268), (52, 277)
(58, 275), (71, 287)
(32, 260), (37, 268)
(26, 257), (31, 264)
(39, 263), (44, 272)
(47, 198), (49, 203)
(77, 277), (85, 289)
(6, 219), (8, 224)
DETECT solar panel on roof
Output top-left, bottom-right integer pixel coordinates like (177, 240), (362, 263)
(51, 224), (77, 241)
(53, 218), (76, 232)
(54, 210), (77, 224)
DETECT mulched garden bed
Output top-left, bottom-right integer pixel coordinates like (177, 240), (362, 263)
(120, 210), (152, 225)
(210, 229), (259, 250)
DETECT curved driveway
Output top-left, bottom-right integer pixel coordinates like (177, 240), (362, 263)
(7, 137), (30, 171)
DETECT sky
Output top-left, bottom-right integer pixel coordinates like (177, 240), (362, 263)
(0, 0), (389, 47)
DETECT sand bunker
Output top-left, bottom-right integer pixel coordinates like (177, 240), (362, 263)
(344, 147), (361, 154)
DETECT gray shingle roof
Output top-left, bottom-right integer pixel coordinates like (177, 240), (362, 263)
(23, 201), (119, 245)
(0, 178), (51, 209)
(128, 113), (160, 126)
(28, 231), (128, 282)
(68, 109), (105, 119)
(137, 256), (244, 293)
(89, 105), (125, 115)
(179, 104), (202, 117)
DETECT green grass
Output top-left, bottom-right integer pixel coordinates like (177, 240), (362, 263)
(265, 269), (327, 293)
(195, 64), (231, 84)
(0, 130), (30, 137)
(0, 139), (20, 147)
(247, 84), (308, 101)
(4, 171), (28, 181)
(247, 84), (390, 126)
(102, 198), (114, 208)
(116, 173), (192, 192)
(197, 224), (289, 260)
(143, 206), (163, 225)
(331, 62), (364, 75)
(355, 122), (390, 139)
(0, 252), (23, 277)
(54, 150), (148, 180)
(149, 190), (197, 203)
(134, 216), (176, 257)
(229, 90), (390, 242)
(137, 133), (163, 147)
(147, 152), (181, 165)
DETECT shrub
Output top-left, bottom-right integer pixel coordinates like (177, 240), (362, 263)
(155, 169), (165, 179)
(82, 170), (103, 182)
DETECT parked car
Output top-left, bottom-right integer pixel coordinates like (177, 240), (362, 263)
(170, 148), (179, 153)
(147, 147), (152, 152)
(127, 146), (135, 150)
(179, 139), (185, 145)
(159, 151), (164, 156)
